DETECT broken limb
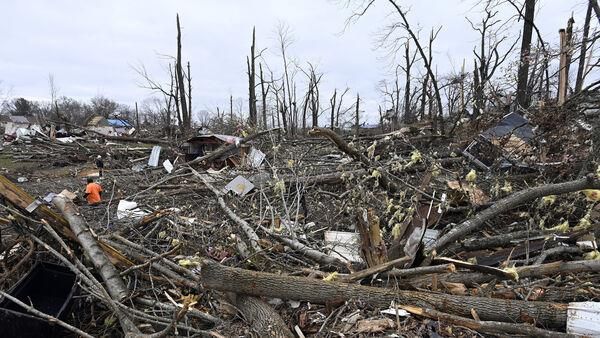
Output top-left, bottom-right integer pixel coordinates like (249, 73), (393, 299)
(342, 256), (411, 282)
(189, 167), (262, 254)
(261, 226), (347, 270)
(0, 291), (94, 338)
(135, 297), (222, 326)
(198, 259), (568, 328)
(399, 305), (572, 338)
(430, 175), (600, 254)
(409, 259), (600, 287)
(384, 263), (455, 279)
(308, 127), (402, 193)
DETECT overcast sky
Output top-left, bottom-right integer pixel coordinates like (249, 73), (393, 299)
(0, 0), (589, 122)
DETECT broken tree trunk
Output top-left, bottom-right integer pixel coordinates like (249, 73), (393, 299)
(199, 259), (567, 328)
(356, 208), (388, 267)
(430, 175), (600, 254)
(51, 196), (140, 335)
(263, 228), (347, 270)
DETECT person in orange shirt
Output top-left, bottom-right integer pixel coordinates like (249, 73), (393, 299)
(84, 177), (103, 205)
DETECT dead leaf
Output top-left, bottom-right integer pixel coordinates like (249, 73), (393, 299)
(447, 180), (490, 205)
(440, 281), (467, 295)
(355, 318), (396, 333)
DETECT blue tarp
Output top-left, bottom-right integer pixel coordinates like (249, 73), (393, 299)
(107, 119), (132, 128)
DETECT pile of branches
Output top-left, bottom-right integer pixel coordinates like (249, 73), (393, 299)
(0, 104), (600, 337)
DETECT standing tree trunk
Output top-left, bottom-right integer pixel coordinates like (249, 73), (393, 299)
(403, 42), (412, 123)
(575, 2), (593, 93)
(516, 0), (535, 109)
(591, 0), (600, 24)
(135, 101), (140, 131)
(330, 89), (337, 130)
(259, 63), (268, 128)
(355, 93), (360, 138)
(247, 27), (257, 127)
(176, 14), (189, 132)
(187, 61), (192, 125)
(230, 95), (233, 121)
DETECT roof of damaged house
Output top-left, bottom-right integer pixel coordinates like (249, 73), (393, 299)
(480, 112), (534, 142)
(187, 134), (242, 144)
(85, 115), (133, 128)
(107, 119), (133, 128)
(9, 115), (31, 124)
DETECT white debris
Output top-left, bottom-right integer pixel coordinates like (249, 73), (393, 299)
(567, 302), (600, 336)
(224, 175), (255, 196)
(117, 200), (149, 220)
(163, 159), (173, 173)
(324, 231), (363, 263)
(148, 146), (161, 167)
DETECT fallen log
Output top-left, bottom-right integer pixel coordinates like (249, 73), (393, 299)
(199, 259), (568, 328)
(431, 175), (600, 254)
(51, 196), (140, 335)
(0, 175), (132, 268)
(400, 305), (572, 337)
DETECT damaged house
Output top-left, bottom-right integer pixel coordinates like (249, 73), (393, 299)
(3, 115), (43, 141)
(181, 134), (250, 167)
(84, 115), (135, 136)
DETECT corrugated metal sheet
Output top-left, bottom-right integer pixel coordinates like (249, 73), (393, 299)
(148, 146), (161, 167)
(567, 302), (600, 335)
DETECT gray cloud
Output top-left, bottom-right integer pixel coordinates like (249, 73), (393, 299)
(0, 0), (587, 122)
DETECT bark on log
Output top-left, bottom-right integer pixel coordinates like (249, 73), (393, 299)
(401, 305), (572, 337)
(230, 294), (294, 338)
(199, 259), (568, 328)
(431, 175), (600, 254)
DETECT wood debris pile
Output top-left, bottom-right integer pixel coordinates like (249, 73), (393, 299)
(1, 101), (600, 337)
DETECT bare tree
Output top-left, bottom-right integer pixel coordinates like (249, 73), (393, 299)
(175, 14), (190, 132)
(132, 62), (176, 136)
(467, 2), (518, 118)
(576, 2), (593, 93)
(401, 41), (418, 123)
(515, 0), (535, 109)
(247, 27), (258, 127)
(48, 73), (62, 121)
(276, 23), (296, 134)
(355, 93), (360, 137)
(259, 63), (270, 128)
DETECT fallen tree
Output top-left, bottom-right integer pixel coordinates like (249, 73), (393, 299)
(51, 195), (140, 335)
(199, 259), (568, 328)
(430, 174), (600, 254)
